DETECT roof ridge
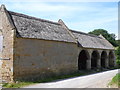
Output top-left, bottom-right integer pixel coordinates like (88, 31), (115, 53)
(8, 11), (61, 25)
(70, 29), (101, 39)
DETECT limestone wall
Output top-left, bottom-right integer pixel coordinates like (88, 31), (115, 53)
(0, 8), (15, 82)
(13, 38), (78, 81)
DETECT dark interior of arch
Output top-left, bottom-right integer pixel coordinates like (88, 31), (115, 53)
(101, 51), (107, 68)
(91, 51), (98, 69)
(109, 51), (114, 67)
(78, 50), (89, 70)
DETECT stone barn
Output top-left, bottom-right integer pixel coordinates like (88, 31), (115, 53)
(0, 5), (116, 83)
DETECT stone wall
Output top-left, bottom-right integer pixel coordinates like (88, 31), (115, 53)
(13, 38), (78, 81)
(0, 7), (15, 82)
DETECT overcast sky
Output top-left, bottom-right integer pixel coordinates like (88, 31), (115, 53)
(1, 0), (119, 39)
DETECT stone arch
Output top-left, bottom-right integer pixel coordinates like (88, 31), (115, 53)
(109, 51), (115, 67)
(91, 50), (100, 69)
(78, 50), (90, 70)
(101, 51), (107, 68)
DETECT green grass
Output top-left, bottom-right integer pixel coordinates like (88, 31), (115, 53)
(109, 73), (120, 87)
(2, 82), (35, 88)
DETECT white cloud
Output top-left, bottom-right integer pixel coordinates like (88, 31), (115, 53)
(5, 2), (91, 12)
(4, 2), (98, 20)
(1, 1), (118, 39)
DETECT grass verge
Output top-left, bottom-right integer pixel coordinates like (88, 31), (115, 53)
(109, 73), (120, 88)
(2, 82), (35, 88)
(2, 71), (87, 88)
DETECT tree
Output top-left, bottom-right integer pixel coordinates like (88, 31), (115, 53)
(116, 40), (120, 45)
(88, 29), (118, 47)
(115, 46), (120, 67)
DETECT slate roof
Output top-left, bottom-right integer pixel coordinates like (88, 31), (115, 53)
(8, 11), (76, 43)
(70, 30), (114, 50)
(6, 10), (114, 50)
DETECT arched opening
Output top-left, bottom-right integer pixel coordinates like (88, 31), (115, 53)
(78, 50), (90, 70)
(91, 51), (99, 69)
(101, 51), (107, 68)
(109, 51), (115, 67)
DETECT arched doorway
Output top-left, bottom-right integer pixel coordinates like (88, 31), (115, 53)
(109, 51), (115, 67)
(78, 50), (90, 70)
(101, 51), (107, 68)
(91, 51), (99, 69)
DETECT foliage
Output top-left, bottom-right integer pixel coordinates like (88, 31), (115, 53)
(116, 40), (120, 45)
(115, 46), (120, 66)
(88, 29), (118, 47)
